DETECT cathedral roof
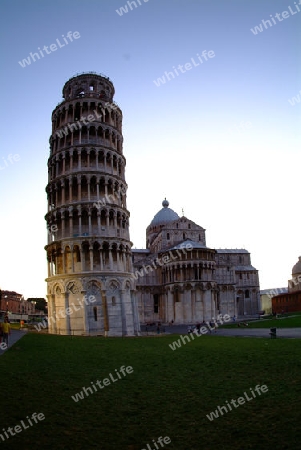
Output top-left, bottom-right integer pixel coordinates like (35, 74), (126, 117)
(165, 239), (208, 251)
(149, 199), (180, 227)
(235, 265), (257, 271)
(216, 249), (249, 254)
(260, 288), (288, 295)
(292, 256), (301, 275)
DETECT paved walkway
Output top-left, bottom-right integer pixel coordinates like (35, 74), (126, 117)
(214, 327), (301, 339)
(1, 327), (300, 347)
(0, 329), (28, 355)
(142, 324), (301, 339)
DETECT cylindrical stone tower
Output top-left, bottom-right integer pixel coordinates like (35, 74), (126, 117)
(45, 72), (140, 336)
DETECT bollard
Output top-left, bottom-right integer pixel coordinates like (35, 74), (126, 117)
(269, 327), (277, 339)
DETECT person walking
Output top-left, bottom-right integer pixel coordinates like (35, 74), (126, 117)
(2, 318), (11, 347)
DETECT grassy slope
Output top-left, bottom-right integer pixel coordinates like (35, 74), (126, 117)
(0, 333), (301, 450)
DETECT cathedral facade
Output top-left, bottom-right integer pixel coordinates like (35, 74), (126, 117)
(132, 200), (260, 324)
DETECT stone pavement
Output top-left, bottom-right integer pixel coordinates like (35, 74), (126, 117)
(214, 327), (301, 339)
(1, 327), (300, 348)
(0, 329), (28, 355)
(142, 324), (301, 339)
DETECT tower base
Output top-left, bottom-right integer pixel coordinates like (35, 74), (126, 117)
(46, 274), (140, 337)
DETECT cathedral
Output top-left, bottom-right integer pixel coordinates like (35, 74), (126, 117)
(132, 199), (260, 324)
(44, 72), (259, 336)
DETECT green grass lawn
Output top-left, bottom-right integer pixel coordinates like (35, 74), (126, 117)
(1, 333), (301, 450)
(223, 313), (301, 329)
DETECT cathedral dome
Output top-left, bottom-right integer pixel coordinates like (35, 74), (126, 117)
(149, 199), (179, 227)
(292, 256), (301, 276)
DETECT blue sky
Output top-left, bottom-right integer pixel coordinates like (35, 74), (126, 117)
(0, 0), (300, 298)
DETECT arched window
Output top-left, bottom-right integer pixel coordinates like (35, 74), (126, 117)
(245, 290), (250, 298)
(112, 297), (116, 306)
(167, 233), (170, 240)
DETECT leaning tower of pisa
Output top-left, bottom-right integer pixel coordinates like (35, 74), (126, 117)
(45, 72), (140, 336)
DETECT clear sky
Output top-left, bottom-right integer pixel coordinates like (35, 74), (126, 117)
(0, 0), (300, 299)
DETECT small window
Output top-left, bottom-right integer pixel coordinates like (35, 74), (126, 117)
(239, 274), (242, 280)
(89, 85), (94, 91)
(112, 296), (116, 306)
(93, 306), (97, 321)
(167, 233), (170, 240)
(245, 290), (250, 298)
(176, 223), (178, 229)
(154, 294), (159, 313)
(188, 224), (191, 229)
(183, 233), (186, 240)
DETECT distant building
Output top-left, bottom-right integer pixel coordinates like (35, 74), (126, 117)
(0, 290), (35, 315)
(133, 200), (260, 324)
(272, 256), (301, 313)
(289, 256), (301, 292)
(260, 288), (287, 314)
